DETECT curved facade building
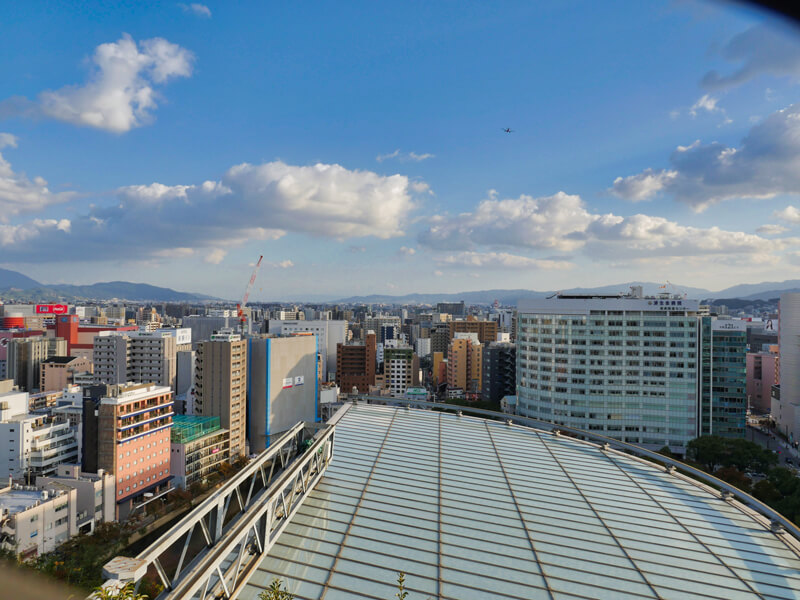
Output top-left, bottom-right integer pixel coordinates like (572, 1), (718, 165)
(516, 293), (701, 452)
(240, 403), (800, 600)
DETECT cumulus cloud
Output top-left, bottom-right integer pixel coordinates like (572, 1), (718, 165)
(2, 35), (194, 133)
(398, 246), (416, 256)
(0, 219), (70, 246)
(377, 149), (435, 163)
(435, 251), (574, 270)
(204, 248), (227, 264)
(775, 205), (800, 223)
(271, 260), (294, 269)
(419, 191), (593, 251)
(0, 135), (74, 221)
(610, 169), (678, 202)
(757, 224), (789, 235)
(1, 160), (425, 262)
(179, 3), (211, 17)
(609, 103), (800, 210)
(420, 191), (794, 265)
(702, 23), (800, 90)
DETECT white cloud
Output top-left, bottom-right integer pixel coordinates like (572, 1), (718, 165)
(153, 247), (194, 258)
(204, 248), (227, 264)
(609, 102), (800, 210)
(757, 224), (789, 235)
(0, 219), (70, 245)
(1, 160), (426, 263)
(398, 246), (416, 256)
(179, 3), (211, 17)
(610, 169), (678, 202)
(0, 133), (17, 149)
(435, 251), (574, 270)
(0, 136), (74, 221)
(273, 260), (294, 269)
(2, 35), (194, 133)
(419, 191), (593, 251)
(690, 94), (720, 116)
(775, 206), (800, 223)
(377, 149), (435, 163)
(420, 191), (795, 265)
(702, 23), (800, 90)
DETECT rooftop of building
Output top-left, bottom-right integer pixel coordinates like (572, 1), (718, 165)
(171, 415), (222, 444)
(0, 486), (66, 515)
(240, 403), (800, 600)
(40, 356), (82, 365)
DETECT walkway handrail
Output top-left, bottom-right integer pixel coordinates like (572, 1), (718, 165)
(101, 417), (338, 599)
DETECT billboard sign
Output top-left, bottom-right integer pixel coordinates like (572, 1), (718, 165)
(35, 304), (68, 315)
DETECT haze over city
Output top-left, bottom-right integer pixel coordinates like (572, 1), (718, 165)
(3, 2), (800, 299)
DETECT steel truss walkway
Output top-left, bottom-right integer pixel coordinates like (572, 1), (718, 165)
(101, 415), (339, 600)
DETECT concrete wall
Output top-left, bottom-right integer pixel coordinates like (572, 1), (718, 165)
(248, 336), (317, 453)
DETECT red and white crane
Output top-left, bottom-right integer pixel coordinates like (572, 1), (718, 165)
(237, 255), (263, 334)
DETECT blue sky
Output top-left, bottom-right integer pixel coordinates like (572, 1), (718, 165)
(2, 1), (800, 300)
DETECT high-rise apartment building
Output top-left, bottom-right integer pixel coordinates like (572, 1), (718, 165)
(247, 335), (318, 452)
(384, 347), (419, 397)
(482, 342), (516, 404)
(336, 333), (376, 394)
(93, 334), (130, 385)
(194, 331), (248, 459)
(93, 329), (186, 390)
(128, 331), (177, 390)
(448, 318), (498, 346)
(446, 333), (482, 395)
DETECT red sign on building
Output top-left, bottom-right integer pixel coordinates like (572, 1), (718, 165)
(35, 304), (68, 315)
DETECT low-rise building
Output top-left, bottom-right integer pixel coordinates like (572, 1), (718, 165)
(0, 481), (78, 559)
(170, 415), (230, 489)
(37, 464), (115, 534)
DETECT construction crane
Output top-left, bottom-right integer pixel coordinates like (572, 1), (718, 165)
(237, 255), (263, 334)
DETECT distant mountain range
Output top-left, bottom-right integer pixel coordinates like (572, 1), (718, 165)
(0, 268), (216, 302)
(1, 266), (798, 305)
(332, 280), (800, 306)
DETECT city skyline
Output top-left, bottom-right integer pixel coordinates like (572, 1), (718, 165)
(3, 2), (800, 298)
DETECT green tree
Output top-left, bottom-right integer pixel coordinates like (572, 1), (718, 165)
(258, 577), (295, 600)
(714, 467), (751, 492)
(686, 436), (726, 472)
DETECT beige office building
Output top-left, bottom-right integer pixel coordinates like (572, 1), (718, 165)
(194, 331), (248, 459)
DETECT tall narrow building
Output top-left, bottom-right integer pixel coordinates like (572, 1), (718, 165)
(194, 331), (248, 460)
(698, 319), (747, 438)
(336, 332), (376, 394)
